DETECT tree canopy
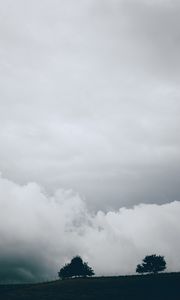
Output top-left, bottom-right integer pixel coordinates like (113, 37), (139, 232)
(136, 254), (166, 274)
(58, 256), (94, 279)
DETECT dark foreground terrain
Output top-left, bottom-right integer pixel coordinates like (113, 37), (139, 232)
(0, 273), (179, 300)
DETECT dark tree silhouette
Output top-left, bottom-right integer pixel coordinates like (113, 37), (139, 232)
(136, 254), (166, 274)
(58, 256), (94, 279)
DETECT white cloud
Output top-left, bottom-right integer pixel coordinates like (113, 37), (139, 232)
(0, 175), (179, 282)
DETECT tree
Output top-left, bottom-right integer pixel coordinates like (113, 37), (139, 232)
(136, 254), (166, 274)
(58, 256), (95, 279)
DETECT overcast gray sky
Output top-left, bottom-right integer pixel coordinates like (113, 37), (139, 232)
(0, 0), (180, 209)
(0, 0), (180, 282)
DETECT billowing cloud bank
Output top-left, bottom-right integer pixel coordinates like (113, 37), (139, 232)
(0, 175), (180, 282)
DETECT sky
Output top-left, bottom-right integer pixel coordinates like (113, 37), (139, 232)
(0, 0), (180, 282)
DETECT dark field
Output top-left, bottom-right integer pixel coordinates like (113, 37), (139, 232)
(0, 273), (179, 300)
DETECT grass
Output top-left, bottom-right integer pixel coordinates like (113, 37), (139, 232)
(0, 272), (179, 299)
